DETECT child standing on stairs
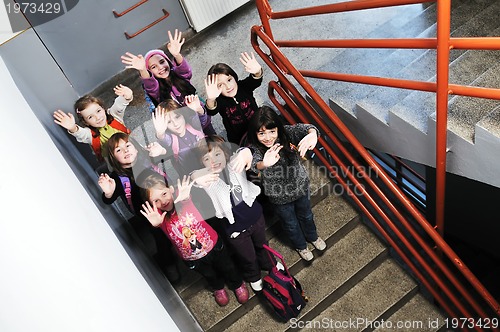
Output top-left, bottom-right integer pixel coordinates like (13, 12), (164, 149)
(121, 29), (215, 135)
(247, 106), (327, 262)
(98, 132), (181, 283)
(204, 52), (263, 145)
(193, 135), (274, 292)
(152, 95), (209, 177)
(53, 84), (133, 163)
(139, 172), (249, 306)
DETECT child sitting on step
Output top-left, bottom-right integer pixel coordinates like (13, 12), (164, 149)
(139, 172), (249, 306)
(53, 84), (133, 163)
(246, 106), (327, 262)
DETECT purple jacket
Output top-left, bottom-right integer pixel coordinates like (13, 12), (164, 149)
(142, 58), (193, 103)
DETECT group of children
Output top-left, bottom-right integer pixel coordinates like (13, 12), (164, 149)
(53, 29), (326, 307)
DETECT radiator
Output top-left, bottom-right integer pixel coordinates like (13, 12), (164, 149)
(180, 0), (251, 32)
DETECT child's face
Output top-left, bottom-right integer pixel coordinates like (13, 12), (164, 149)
(79, 102), (107, 128)
(149, 185), (175, 212)
(165, 111), (186, 137)
(148, 55), (170, 79)
(112, 139), (138, 167)
(216, 74), (238, 98)
(201, 146), (227, 173)
(257, 126), (278, 148)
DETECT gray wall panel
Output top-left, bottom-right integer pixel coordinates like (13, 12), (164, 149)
(28, 0), (189, 94)
(0, 28), (200, 331)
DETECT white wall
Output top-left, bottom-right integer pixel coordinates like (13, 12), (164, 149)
(0, 56), (179, 332)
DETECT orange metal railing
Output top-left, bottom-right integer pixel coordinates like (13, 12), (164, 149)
(252, 0), (500, 327)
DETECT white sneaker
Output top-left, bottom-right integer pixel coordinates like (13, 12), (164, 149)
(311, 237), (326, 251)
(250, 279), (263, 291)
(296, 247), (314, 261)
(275, 261), (285, 271)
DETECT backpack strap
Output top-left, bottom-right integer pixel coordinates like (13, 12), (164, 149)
(118, 175), (134, 213)
(171, 124), (205, 160)
(91, 133), (103, 161)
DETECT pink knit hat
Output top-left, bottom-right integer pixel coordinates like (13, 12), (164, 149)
(144, 49), (173, 70)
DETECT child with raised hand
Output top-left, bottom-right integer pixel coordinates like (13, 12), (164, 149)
(139, 172), (249, 306)
(151, 96), (208, 176)
(246, 106), (327, 262)
(53, 84), (133, 162)
(193, 135), (274, 292)
(204, 52), (263, 145)
(121, 29), (215, 135)
(98, 132), (181, 282)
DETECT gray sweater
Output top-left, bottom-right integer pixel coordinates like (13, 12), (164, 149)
(250, 123), (318, 205)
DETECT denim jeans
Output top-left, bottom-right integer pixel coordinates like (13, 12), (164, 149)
(273, 192), (318, 250)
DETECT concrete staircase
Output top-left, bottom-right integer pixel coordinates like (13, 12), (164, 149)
(322, 0), (500, 188)
(170, 161), (446, 332)
(84, 1), (465, 330)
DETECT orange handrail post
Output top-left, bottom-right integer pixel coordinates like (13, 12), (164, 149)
(252, 0), (500, 323)
(435, 0), (452, 237)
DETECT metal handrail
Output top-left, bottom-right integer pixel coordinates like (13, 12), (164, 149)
(113, 0), (148, 17)
(124, 9), (169, 39)
(253, 0), (500, 325)
(368, 150), (426, 209)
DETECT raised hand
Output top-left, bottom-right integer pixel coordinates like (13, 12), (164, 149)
(113, 84), (133, 100)
(174, 175), (194, 203)
(121, 52), (147, 72)
(185, 95), (204, 114)
(152, 106), (168, 139)
(98, 173), (116, 198)
(204, 74), (222, 100)
(230, 147), (253, 173)
(190, 168), (219, 188)
(297, 130), (318, 157)
(167, 29), (185, 57)
(53, 110), (77, 132)
(262, 144), (283, 168)
(146, 141), (167, 158)
(240, 52), (262, 76)
(140, 201), (166, 227)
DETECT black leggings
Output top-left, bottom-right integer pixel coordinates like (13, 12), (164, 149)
(185, 238), (242, 291)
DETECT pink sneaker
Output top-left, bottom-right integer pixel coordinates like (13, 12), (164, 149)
(234, 283), (249, 304)
(213, 288), (229, 306)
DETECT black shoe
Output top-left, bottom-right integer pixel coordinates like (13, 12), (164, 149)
(161, 263), (181, 283)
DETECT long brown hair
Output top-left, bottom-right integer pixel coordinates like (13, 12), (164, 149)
(74, 95), (113, 130)
(106, 132), (145, 177)
(247, 106), (295, 163)
(138, 172), (170, 205)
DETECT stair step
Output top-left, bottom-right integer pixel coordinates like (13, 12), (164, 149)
(444, 62), (500, 142)
(355, 0), (500, 124)
(476, 104), (500, 139)
(224, 224), (387, 332)
(174, 159), (336, 298)
(310, 259), (419, 330)
(180, 184), (360, 331)
(389, 25), (500, 133)
(322, 3), (437, 114)
(374, 293), (446, 332)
